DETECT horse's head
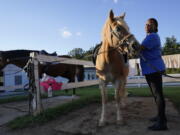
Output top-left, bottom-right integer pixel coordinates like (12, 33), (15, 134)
(102, 10), (140, 58)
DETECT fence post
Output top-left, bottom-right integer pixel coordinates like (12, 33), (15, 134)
(30, 52), (43, 116)
(72, 75), (78, 96)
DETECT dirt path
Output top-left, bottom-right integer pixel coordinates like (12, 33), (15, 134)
(0, 96), (78, 126)
(0, 97), (180, 135)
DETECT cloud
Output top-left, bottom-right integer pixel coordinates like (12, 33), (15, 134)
(59, 27), (82, 38)
(113, 0), (118, 4)
(61, 30), (72, 38)
(76, 32), (82, 36)
(102, 0), (119, 4)
(59, 27), (72, 38)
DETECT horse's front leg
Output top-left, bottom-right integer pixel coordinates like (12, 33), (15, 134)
(115, 79), (125, 124)
(99, 79), (108, 126)
(119, 79), (128, 109)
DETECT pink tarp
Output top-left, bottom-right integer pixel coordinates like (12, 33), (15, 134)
(40, 78), (63, 92)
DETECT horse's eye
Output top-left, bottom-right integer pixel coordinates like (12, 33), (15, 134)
(116, 26), (121, 32)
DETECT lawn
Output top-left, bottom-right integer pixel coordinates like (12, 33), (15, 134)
(0, 95), (28, 104)
(128, 86), (180, 111)
(5, 86), (180, 129)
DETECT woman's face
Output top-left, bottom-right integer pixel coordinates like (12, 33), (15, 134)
(145, 20), (155, 34)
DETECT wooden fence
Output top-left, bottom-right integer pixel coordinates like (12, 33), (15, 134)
(29, 52), (99, 115)
(27, 53), (180, 115)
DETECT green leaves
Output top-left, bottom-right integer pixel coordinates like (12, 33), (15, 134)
(162, 36), (180, 55)
(67, 46), (95, 61)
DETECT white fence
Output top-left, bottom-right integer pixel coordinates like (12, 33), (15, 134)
(127, 75), (180, 84)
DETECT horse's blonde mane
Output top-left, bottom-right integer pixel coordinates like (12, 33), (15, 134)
(101, 18), (111, 45)
(100, 19), (111, 63)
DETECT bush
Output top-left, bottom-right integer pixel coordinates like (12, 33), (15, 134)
(166, 68), (180, 74)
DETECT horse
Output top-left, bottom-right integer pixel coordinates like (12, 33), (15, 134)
(95, 10), (140, 126)
(0, 49), (84, 83)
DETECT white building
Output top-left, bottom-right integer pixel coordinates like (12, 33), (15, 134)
(84, 66), (98, 81)
(0, 64), (70, 91)
(1, 64), (29, 91)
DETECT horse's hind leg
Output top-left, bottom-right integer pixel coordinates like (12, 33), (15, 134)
(99, 79), (108, 126)
(114, 79), (125, 124)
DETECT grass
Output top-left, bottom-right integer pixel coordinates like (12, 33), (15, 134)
(0, 94), (48, 104)
(7, 86), (102, 129)
(6, 86), (180, 129)
(0, 89), (67, 104)
(164, 87), (180, 110)
(0, 95), (28, 104)
(128, 87), (180, 112)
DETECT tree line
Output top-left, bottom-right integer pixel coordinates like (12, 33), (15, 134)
(68, 36), (180, 60)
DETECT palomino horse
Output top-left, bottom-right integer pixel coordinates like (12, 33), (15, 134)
(95, 10), (140, 126)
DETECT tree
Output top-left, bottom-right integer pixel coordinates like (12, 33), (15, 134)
(68, 48), (85, 59)
(83, 47), (95, 61)
(68, 46), (96, 61)
(162, 36), (180, 55)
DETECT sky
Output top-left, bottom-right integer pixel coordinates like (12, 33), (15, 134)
(0, 0), (180, 55)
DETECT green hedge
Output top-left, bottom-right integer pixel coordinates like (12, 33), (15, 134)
(166, 68), (180, 74)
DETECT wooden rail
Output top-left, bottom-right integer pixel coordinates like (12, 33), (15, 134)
(36, 54), (94, 66)
(61, 80), (99, 90)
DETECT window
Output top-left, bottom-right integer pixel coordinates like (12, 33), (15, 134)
(91, 74), (95, 80)
(0, 71), (3, 86)
(88, 74), (90, 80)
(15, 75), (22, 85)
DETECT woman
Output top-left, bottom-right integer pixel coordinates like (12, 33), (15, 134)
(140, 18), (168, 131)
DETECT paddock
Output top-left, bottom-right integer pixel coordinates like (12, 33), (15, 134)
(0, 87), (180, 135)
(0, 53), (180, 135)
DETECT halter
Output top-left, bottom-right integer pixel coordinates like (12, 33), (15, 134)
(92, 22), (136, 62)
(109, 24), (134, 49)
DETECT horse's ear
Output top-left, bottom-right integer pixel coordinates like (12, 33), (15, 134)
(120, 12), (126, 19)
(109, 9), (114, 22)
